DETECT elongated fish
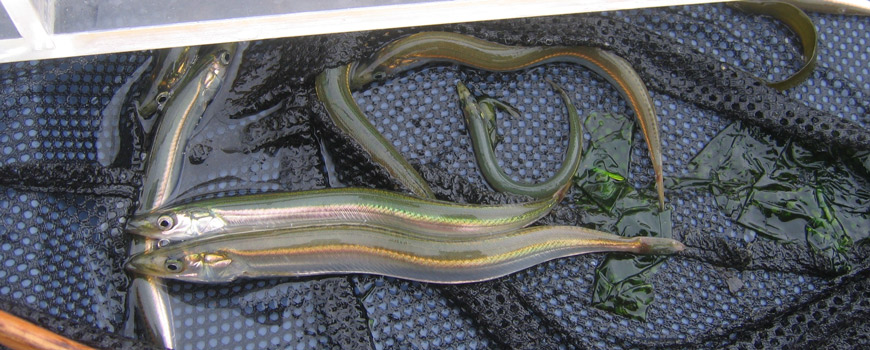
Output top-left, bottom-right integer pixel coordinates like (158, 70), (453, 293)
(316, 65), (436, 198)
(127, 184), (569, 243)
(125, 224), (684, 284)
(457, 80), (583, 199)
(349, 31), (665, 209)
(731, 1), (818, 91)
(456, 82), (583, 198)
(780, 0), (870, 15)
(138, 44), (236, 212)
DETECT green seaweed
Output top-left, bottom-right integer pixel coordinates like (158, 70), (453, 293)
(578, 114), (869, 319)
(677, 123), (786, 216)
(574, 112), (671, 321)
(678, 122), (869, 274)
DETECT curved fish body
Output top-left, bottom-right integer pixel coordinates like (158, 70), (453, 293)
(315, 65), (436, 198)
(350, 31), (665, 208)
(127, 185), (568, 242)
(731, 1), (818, 91)
(457, 80), (583, 199)
(780, 0), (870, 15)
(126, 224), (685, 284)
(138, 44), (236, 212)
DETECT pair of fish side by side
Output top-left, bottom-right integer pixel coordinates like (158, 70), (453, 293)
(126, 184), (683, 284)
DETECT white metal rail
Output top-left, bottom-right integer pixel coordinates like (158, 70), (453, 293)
(0, 0), (734, 63)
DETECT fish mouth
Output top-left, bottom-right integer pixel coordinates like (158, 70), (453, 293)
(125, 252), (167, 277)
(124, 216), (158, 235)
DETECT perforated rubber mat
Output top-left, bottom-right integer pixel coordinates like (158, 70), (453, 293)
(1, 4), (869, 350)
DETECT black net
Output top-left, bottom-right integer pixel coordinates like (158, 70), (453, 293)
(0, 4), (868, 350)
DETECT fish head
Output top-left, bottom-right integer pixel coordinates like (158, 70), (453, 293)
(350, 32), (465, 90)
(126, 249), (236, 283)
(127, 207), (225, 241)
(349, 57), (412, 90)
(348, 59), (385, 90)
(349, 52), (425, 90)
(456, 81), (485, 124)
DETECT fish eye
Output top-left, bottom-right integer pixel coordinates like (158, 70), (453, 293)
(156, 215), (175, 231)
(218, 51), (231, 65)
(164, 259), (184, 272)
(373, 71), (386, 81)
(155, 92), (170, 107)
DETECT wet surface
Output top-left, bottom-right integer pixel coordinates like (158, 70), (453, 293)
(0, 4), (868, 349)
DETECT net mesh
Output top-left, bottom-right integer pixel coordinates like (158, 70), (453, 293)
(0, 4), (868, 349)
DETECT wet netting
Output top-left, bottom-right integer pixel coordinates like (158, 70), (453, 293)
(1, 4), (869, 349)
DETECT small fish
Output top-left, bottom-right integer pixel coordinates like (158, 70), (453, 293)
(731, 1), (818, 91)
(136, 47), (200, 120)
(138, 43), (236, 213)
(126, 224), (684, 284)
(349, 32), (665, 208)
(316, 65), (436, 198)
(457, 80), (584, 199)
(779, 0), (870, 16)
(127, 184), (569, 243)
